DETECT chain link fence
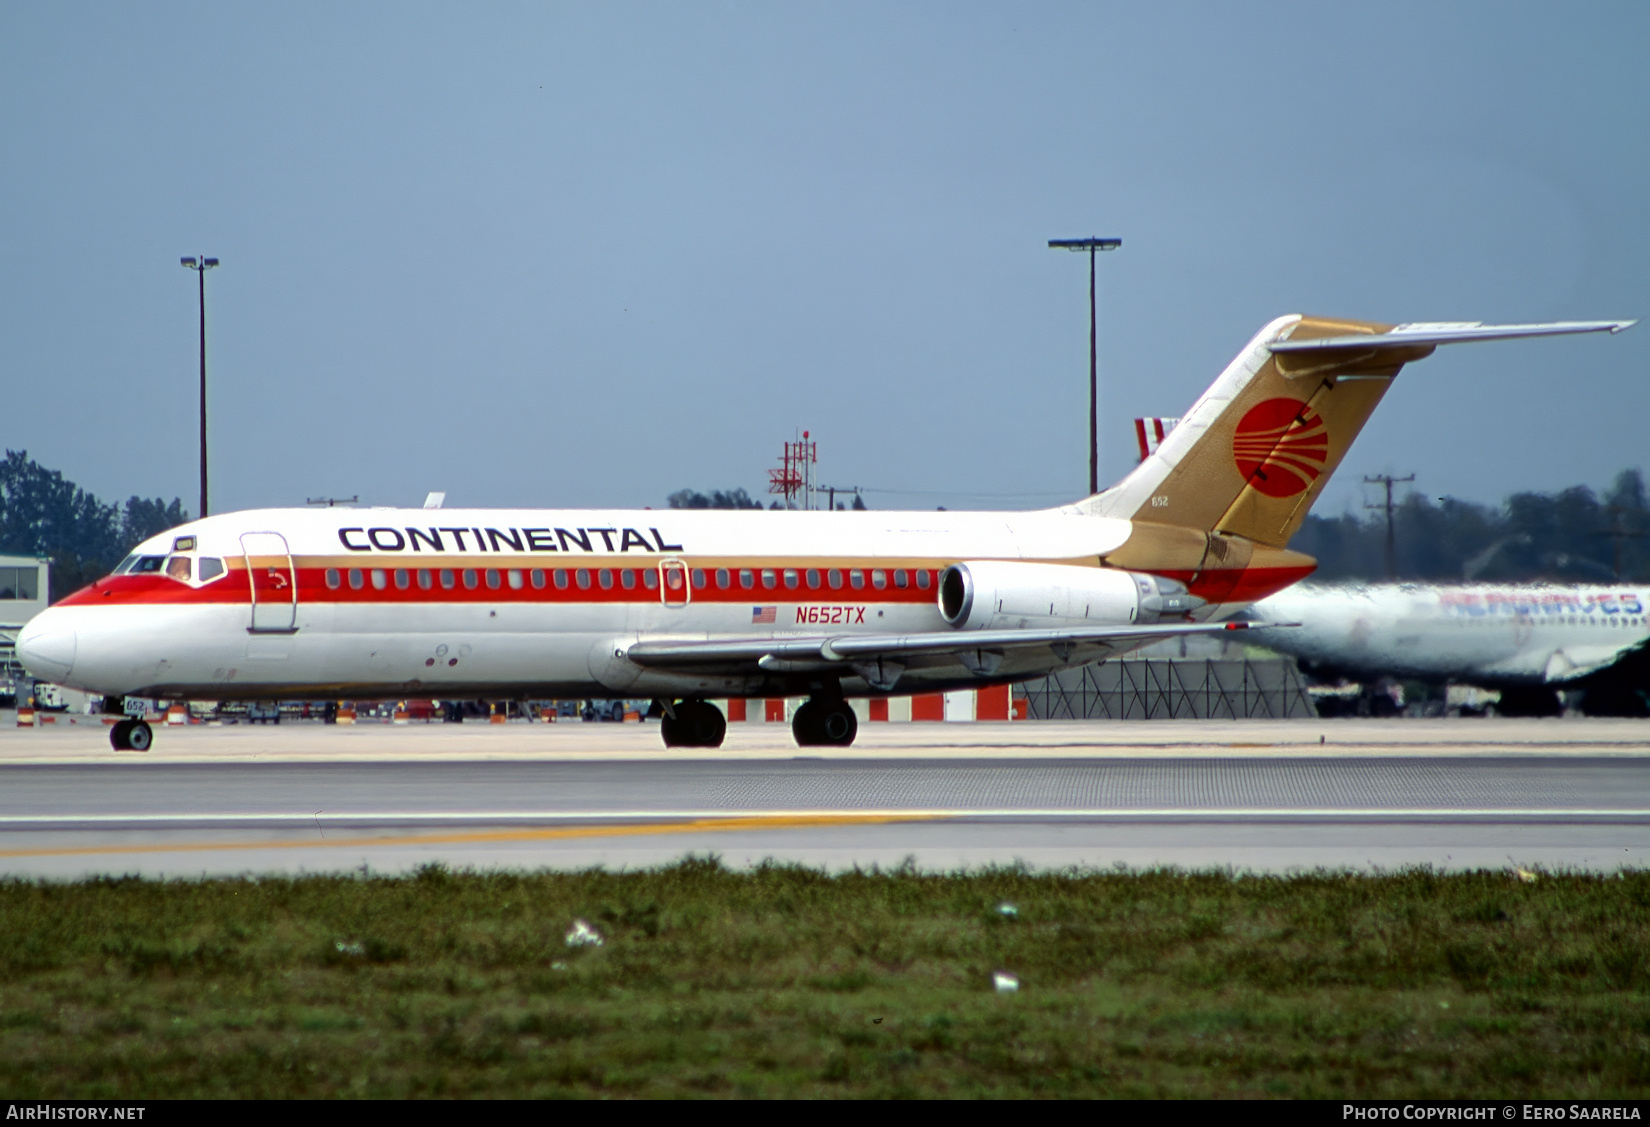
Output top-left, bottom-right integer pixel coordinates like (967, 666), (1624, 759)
(1017, 656), (1314, 720)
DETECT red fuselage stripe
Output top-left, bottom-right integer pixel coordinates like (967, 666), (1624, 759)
(60, 563), (945, 608)
(1168, 565), (1318, 605)
(59, 559), (1308, 610)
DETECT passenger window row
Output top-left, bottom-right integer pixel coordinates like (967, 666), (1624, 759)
(319, 565), (936, 594)
(706, 567), (930, 592)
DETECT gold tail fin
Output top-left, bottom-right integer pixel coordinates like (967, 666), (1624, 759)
(1087, 314), (1631, 601)
(1087, 314), (1428, 547)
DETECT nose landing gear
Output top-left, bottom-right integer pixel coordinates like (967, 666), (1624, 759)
(109, 718), (153, 752)
(659, 700), (727, 748)
(792, 698), (858, 747)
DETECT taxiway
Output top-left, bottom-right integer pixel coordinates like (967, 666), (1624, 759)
(1, 717), (1645, 878)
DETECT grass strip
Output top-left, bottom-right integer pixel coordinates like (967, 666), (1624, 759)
(1, 860), (1648, 1098)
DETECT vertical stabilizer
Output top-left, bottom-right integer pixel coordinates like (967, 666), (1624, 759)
(1085, 315), (1429, 547)
(1085, 316), (1632, 547)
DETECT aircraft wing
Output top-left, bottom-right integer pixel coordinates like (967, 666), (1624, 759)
(626, 620), (1274, 677)
(1270, 319), (1635, 353)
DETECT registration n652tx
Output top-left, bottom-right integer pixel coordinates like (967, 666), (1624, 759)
(795, 606), (867, 625)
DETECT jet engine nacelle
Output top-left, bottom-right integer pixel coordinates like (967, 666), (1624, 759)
(938, 561), (1204, 630)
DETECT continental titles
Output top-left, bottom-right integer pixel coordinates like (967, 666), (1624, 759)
(337, 527), (683, 555)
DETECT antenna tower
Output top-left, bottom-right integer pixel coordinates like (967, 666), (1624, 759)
(768, 431), (817, 510)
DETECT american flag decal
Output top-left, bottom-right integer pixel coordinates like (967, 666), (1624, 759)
(752, 606), (776, 624)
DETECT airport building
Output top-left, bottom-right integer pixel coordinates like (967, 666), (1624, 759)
(0, 554), (51, 704)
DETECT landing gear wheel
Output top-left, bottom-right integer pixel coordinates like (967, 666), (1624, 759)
(109, 718), (152, 752)
(792, 700), (858, 747)
(1495, 686), (1562, 718)
(660, 700), (727, 748)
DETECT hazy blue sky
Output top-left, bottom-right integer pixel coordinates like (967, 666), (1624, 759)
(3, 2), (1646, 518)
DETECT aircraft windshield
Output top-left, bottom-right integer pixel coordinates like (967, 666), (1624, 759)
(130, 556), (166, 574)
(112, 555), (138, 575)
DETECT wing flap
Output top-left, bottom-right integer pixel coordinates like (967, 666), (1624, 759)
(626, 636), (828, 664)
(626, 621), (1269, 670)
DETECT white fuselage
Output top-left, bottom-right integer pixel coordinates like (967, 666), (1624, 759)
(21, 504), (1241, 702)
(1252, 583), (1650, 685)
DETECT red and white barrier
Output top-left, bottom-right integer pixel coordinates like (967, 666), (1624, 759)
(721, 685), (1019, 723)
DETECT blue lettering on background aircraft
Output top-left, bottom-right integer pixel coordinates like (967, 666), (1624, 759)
(1439, 591), (1645, 617)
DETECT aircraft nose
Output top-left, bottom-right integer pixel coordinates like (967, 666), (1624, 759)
(17, 615), (75, 681)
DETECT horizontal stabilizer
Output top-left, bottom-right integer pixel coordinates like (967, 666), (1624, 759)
(1271, 320), (1635, 353)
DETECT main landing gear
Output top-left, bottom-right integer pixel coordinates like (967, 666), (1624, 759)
(109, 718), (153, 752)
(792, 697), (858, 748)
(1492, 686), (1563, 718)
(654, 694), (862, 749)
(659, 700), (727, 748)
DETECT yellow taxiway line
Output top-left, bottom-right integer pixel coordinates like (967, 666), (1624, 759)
(0, 812), (942, 860)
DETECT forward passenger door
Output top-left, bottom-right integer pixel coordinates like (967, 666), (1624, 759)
(241, 532), (298, 633)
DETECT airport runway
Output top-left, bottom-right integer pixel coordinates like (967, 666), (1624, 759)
(1, 717), (1647, 878)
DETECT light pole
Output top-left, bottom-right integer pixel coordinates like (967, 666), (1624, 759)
(1049, 237), (1121, 495)
(180, 256), (219, 518)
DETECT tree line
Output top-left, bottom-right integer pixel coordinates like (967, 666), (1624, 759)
(0, 451), (188, 601)
(1290, 468), (1650, 584)
(668, 487), (866, 511)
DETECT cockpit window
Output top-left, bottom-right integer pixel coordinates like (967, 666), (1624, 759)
(112, 554), (138, 576)
(165, 556), (192, 582)
(198, 557), (225, 582)
(131, 556), (166, 574)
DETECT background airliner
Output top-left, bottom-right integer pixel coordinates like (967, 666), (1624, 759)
(18, 316), (1632, 751)
(1250, 582), (1650, 716)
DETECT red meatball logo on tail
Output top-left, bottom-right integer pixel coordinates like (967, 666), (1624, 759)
(1232, 398), (1328, 498)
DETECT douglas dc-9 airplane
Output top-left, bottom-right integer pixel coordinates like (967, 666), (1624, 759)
(18, 316), (1633, 751)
